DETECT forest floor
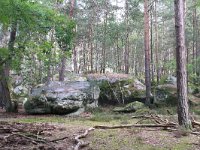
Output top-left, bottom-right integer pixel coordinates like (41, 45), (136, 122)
(0, 107), (200, 150)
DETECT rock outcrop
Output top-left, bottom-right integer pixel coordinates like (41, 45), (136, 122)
(24, 81), (100, 115)
(87, 74), (146, 105)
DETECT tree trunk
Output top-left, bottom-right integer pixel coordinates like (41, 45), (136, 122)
(101, 11), (108, 74)
(154, 0), (159, 84)
(0, 21), (17, 112)
(0, 66), (12, 112)
(73, 28), (78, 73)
(124, 0), (129, 74)
(144, 0), (151, 105)
(150, 2), (154, 83)
(59, 52), (67, 81)
(174, 0), (191, 128)
(192, 0), (197, 77)
(59, 0), (75, 80)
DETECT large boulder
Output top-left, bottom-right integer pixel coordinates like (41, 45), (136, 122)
(87, 74), (146, 106)
(24, 81), (100, 115)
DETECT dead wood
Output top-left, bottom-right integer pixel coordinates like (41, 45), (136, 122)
(192, 120), (200, 127)
(93, 123), (177, 129)
(50, 136), (69, 142)
(74, 127), (95, 150)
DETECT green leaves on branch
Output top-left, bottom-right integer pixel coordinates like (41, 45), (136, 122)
(55, 15), (76, 51)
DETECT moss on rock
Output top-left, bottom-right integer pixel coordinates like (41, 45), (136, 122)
(98, 79), (146, 106)
(113, 101), (145, 113)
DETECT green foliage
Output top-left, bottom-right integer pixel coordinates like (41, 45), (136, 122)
(163, 59), (176, 73)
(0, 48), (9, 59)
(55, 15), (76, 51)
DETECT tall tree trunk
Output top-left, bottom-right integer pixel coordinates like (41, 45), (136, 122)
(154, 0), (159, 84)
(73, 27), (78, 73)
(174, 0), (191, 128)
(192, 0), (197, 76)
(150, 2), (154, 83)
(101, 11), (108, 74)
(124, 0), (129, 74)
(144, 0), (151, 105)
(59, 52), (67, 81)
(59, 0), (75, 81)
(89, 25), (93, 72)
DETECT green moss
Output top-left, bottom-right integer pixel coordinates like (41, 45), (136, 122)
(98, 79), (146, 105)
(113, 101), (145, 113)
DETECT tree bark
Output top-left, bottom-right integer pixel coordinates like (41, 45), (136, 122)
(144, 0), (151, 105)
(154, 0), (159, 84)
(192, 0), (197, 77)
(101, 11), (108, 74)
(0, 67), (12, 112)
(59, 52), (67, 81)
(0, 21), (17, 112)
(59, 0), (75, 81)
(124, 0), (129, 74)
(150, 2), (154, 83)
(174, 0), (191, 128)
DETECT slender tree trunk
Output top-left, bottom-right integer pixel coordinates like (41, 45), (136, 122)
(192, 0), (197, 76)
(124, 0), (129, 74)
(59, 0), (75, 80)
(73, 27), (78, 73)
(59, 52), (67, 81)
(101, 11), (108, 74)
(144, 0), (151, 105)
(150, 2), (154, 83)
(95, 40), (98, 73)
(83, 41), (87, 72)
(154, 0), (159, 84)
(174, 0), (191, 128)
(89, 25), (93, 72)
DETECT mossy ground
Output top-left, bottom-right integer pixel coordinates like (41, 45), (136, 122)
(1, 106), (200, 150)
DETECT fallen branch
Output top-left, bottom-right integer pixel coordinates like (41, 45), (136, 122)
(74, 127), (95, 150)
(94, 123), (177, 129)
(50, 136), (69, 142)
(192, 120), (200, 127)
(73, 115), (200, 150)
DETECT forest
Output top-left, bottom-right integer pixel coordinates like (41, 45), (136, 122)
(1, 0), (200, 149)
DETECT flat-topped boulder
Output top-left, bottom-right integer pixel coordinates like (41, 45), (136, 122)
(24, 81), (100, 115)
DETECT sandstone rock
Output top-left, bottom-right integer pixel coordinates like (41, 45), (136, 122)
(24, 81), (100, 115)
(87, 74), (146, 105)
